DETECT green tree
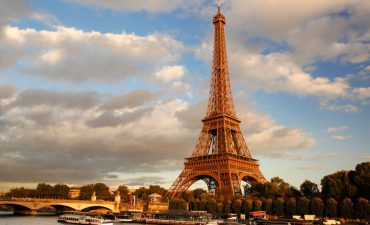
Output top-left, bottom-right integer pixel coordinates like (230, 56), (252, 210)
(117, 185), (130, 202)
(79, 184), (93, 200)
(297, 196), (310, 216)
(310, 197), (324, 217)
(355, 197), (369, 219)
(224, 200), (231, 214)
(36, 183), (53, 198)
(285, 198), (297, 217)
(189, 200), (199, 211)
(353, 162), (370, 200)
(199, 199), (207, 211)
(206, 199), (218, 215)
(5, 187), (37, 198)
(300, 180), (319, 198)
(253, 199), (263, 211)
(134, 187), (149, 199)
(241, 199), (253, 215)
(340, 198), (353, 218)
(148, 185), (167, 196)
(192, 188), (207, 200)
(263, 198), (273, 215)
(93, 183), (111, 200)
(325, 198), (338, 218)
(321, 171), (357, 201)
(273, 198), (284, 216)
(231, 199), (242, 214)
(52, 184), (70, 199)
(177, 199), (187, 210)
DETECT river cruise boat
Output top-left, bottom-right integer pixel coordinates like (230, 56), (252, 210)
(0, 205), (14, 216)
(58, 212), (113, 225)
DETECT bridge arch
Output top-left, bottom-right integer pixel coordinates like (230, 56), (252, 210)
(81, 205), (113, 212)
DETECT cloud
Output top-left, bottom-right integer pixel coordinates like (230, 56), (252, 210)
(155, 65), (185, 83)
(327, 125), (351, 141)
(10, 89), (100, 109)
(101, 90), (156, 110)
(327, 126), (348, 133)
(0, 86), (318, 184)
(297, 166), (322, 171)
(0, 1), (30, 26)
(0, 85), (15, 100)
(332, 135), (352, 141)
(0, 26), (184, 82)
(65, 0), (208, 14)
(0, 88), (195, 184)
(124, 176), (166, 186)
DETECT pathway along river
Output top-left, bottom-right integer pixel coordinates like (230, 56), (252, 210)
(0, 216), (146, 225)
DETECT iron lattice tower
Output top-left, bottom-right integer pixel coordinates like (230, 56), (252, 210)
(166, 4), (266, 200)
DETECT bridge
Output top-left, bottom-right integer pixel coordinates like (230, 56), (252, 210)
(0, 198), (120, 215)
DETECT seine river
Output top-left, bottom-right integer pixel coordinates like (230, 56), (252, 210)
(0, 216), (145, 225)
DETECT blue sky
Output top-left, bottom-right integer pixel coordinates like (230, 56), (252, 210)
(0, 0), (369, 191)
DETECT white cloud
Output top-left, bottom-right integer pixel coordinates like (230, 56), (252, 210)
(332, 135), (352, 140)
(0, 26), (184, 82)
(65, 0), (208, 14)
(327, 125), (351, 141)
(155, 65), (185, 83)
(327, 126), (348, 133)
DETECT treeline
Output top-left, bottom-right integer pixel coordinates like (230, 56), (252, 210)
(169, 162), (370, 219)
(4, 183), (70, 199)
(3, 182), (166, 203)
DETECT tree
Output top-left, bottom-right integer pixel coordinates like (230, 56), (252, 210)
(231, 199), (242, 214)
(253, 199), (263, 211)
(148, 185), (167, 196)
(53, 184), (70, 199)
(355, 197), (369, 219)
(325, 198), (338, 218)
(134, 187), (149, 199)
(199, 199), (207, 211)
(285, 198), (297, 217)
(300, 180), (319, 198)
(340, 198), (353, 218)
(93, 183), (111, 200)
(353, 162), (370, 200)
(192, 188), (207, 200)
(117, 185), (130, 202)
(177, 199), (187, 210)
(189, 200), (199, 211)
(273, 198), (284, 217)
(206, 199), (218, 215)
(223, 200), (231, 214)
(241, 199), (253, 215)
(297, 197), (310, 216)
(79, 184), (93, 200)
(36, 183), (53, 198)
(310, 197), (324, 217)
(321, 171), (357, 201)
(263, 198), (273, 215)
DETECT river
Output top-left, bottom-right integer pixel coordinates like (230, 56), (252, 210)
(0, 216), (146, 225)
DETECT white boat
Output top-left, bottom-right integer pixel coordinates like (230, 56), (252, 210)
(114, 212), (133, 222)
(58, 213), (113, 225)
(0, 205), (14, 216)
(206, 220), (224, 225)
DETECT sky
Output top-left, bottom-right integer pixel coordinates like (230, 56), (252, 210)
(0, 0), (369, 192)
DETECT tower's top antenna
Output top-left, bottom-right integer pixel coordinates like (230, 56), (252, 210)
(218, 0), (221, 13)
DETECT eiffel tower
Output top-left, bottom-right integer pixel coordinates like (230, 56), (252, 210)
(166, 2), (266, 200)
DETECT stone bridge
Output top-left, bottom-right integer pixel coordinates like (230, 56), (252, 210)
(0, 198), (120, 215)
